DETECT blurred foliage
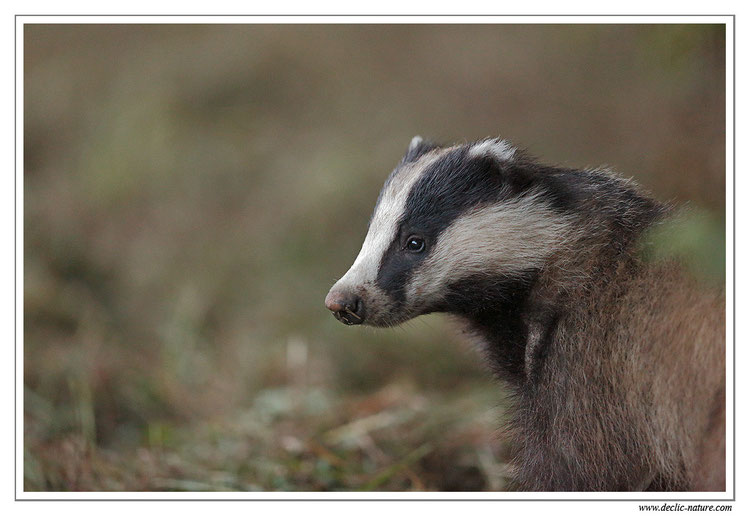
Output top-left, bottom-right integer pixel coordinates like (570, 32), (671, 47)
(643, 209), (726, 284)
(23, 23), (725, 491)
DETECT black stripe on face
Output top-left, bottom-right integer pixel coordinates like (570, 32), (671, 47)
(368, 140), (442, 229)
(375, 147), (530, 303)
(401, 147), (518, 236)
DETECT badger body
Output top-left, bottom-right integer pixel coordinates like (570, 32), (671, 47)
(325, 137), (725, 491)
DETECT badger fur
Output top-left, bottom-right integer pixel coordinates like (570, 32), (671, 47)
(325, 136), (726, 492)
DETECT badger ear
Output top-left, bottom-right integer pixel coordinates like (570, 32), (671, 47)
(402, 135), (440, 163)
(466, 137), (517, 163)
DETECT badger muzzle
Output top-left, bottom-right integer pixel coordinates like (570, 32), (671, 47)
(325, 288), (366, 325)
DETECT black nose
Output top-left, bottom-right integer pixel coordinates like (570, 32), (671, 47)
(325, 290), (366, 325)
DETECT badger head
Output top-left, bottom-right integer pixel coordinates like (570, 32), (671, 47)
(325, 136), (574, 327)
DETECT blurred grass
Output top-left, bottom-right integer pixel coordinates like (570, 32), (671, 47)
(23, 23), (725, 491)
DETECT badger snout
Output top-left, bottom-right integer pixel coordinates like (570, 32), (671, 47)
(325, 288), (366, 325)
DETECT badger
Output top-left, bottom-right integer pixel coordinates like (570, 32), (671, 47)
(324, 136), (726, 492)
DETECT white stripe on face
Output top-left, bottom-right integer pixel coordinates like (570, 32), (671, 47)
(405, 191), (575, 305)
(333, 150), (447, 291)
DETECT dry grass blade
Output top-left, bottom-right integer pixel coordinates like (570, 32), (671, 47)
(323, 409), (414, 446)
(362, 443), (433, 491)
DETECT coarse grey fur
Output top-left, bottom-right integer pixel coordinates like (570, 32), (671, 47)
(325, 137), (726, 491)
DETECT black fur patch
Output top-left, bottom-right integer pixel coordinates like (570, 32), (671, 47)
(440, 269), (540, 383)
(375, 232), (428, 306)
(403, 148), (511, 235)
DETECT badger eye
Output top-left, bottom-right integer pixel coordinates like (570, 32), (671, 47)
(405, 236), (425, 253)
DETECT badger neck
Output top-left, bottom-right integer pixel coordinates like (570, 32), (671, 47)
(446, 270), (540, 382)
(450, 168), (668, 386)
